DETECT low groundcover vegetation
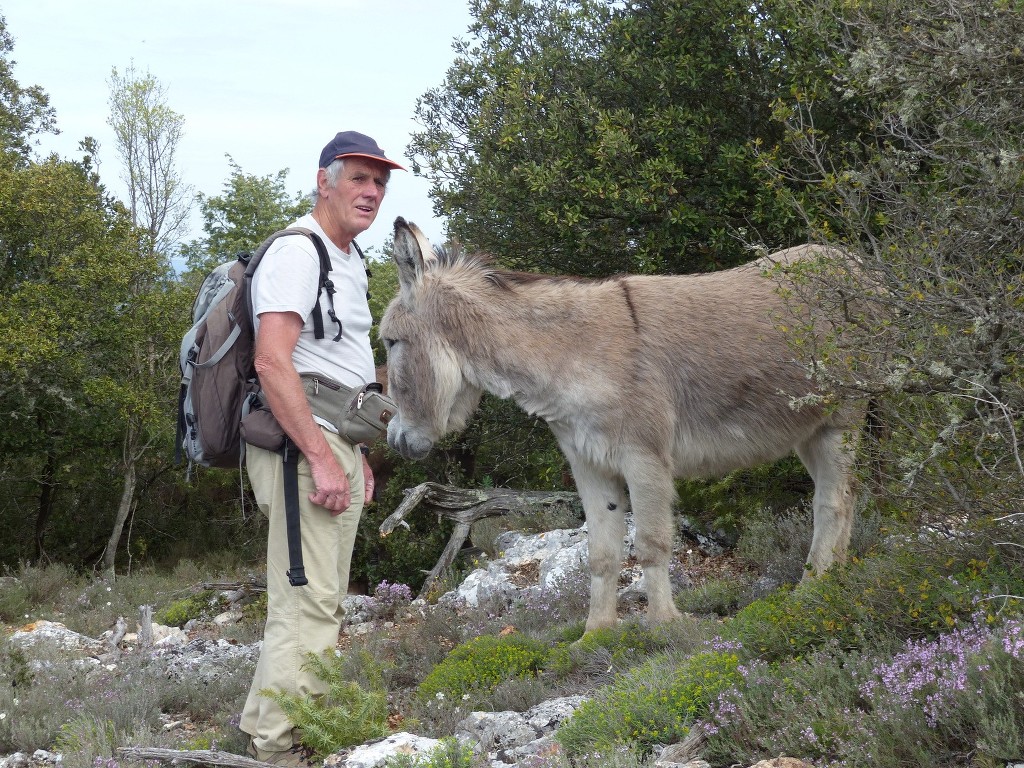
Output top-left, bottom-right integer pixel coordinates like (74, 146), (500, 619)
(1, 511), (1022, 768)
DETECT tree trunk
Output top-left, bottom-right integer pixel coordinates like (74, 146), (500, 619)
(103, 459), (137, 573)
(33, 449), (58, 563)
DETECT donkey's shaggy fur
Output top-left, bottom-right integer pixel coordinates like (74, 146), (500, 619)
(382, 217), (860, 630)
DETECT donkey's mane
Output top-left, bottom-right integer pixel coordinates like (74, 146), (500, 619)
(433, 243), (611, 292)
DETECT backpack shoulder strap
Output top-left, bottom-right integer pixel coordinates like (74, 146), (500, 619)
(243, 228), (341, 342)
(305, 231), (342, 342)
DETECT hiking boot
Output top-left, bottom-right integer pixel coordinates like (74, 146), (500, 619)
(246, 736), (316, 767)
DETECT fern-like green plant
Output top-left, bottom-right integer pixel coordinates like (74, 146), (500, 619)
(262, 651), (389, 757)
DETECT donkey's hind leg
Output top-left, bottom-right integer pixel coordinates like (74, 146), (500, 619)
(624, 455), (682, 625)
(796, 425), (859, 578)
(571, 458), (628, 631)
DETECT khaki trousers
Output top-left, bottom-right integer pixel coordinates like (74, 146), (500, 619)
(240, 430), (363, 752)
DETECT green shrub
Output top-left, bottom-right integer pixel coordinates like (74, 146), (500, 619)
(676, 455), (812, 538)
(546, 619), (676, 678)
(154, 590), (218, 627)
(724, 541), (1024, 660)
(381, 736), (478, 768)
(240, 590), (268, 625)
(675, 578), (747, 617)
(353, 460), (454, 594)
(263, 650), (389, 757)
(418, 632), (550, 701)
(557, 650), (740, 756)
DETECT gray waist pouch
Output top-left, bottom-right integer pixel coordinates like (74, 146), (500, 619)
(301, 373), (397, 446)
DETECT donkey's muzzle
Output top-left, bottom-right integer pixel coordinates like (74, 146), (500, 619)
(387, 417), (433, 461)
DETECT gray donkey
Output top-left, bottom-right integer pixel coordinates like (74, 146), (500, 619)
(381, 217), (860, 631)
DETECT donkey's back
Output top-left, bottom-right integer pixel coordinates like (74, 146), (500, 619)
(610, 246), (842, 478)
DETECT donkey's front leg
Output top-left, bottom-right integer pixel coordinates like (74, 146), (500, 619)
(624, 454), (682, 625)
(572, 459), (628, 631)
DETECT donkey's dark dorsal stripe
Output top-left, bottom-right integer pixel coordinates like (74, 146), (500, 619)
(381, 217), (861, 631)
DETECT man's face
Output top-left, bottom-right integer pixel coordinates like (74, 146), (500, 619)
(320, 157), (389, 239)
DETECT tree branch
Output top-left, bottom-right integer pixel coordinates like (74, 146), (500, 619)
(116, 746), (276, 767)
(379, 482), (583, 597)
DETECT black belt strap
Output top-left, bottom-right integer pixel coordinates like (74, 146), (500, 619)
(281, 438), (308, 587)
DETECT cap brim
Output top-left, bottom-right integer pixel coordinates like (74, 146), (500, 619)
(334, 152), (407, 171)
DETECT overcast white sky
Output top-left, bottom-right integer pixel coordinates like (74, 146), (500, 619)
(3, 0), (473, 256)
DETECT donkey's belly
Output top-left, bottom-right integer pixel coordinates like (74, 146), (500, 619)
(670, 423), (813, 478)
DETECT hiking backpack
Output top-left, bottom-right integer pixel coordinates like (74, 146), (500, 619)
(176, 227), (343, 470)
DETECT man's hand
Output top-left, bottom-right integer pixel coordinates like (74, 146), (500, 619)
(307, 455), (352, 516)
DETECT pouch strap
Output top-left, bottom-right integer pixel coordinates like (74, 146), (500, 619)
(281, 438), (307, 587)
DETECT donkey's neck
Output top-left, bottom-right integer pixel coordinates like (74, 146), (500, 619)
(449, 276), (628, 421)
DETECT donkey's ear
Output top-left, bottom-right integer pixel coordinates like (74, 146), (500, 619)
(392, 216), (437, 293)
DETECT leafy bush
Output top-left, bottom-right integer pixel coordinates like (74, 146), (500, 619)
(154, 590), (218, 627)
(724, 541), (1024, 660)
(556, 650), (740, 756)
(418, 632), (550, 702)
(675, 455), (813, 539)
(353, 460), (454, 593)
(545, 620), (679, 678)
(380, 736), (478, 768)
(262, 650), (389, 758)
(703, 616), (1024, 768)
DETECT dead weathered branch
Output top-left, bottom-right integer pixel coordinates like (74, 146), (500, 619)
(116, 746), (274, 767)
(379, 482), (582, 597)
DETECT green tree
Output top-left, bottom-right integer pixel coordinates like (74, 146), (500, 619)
(409, 0), (815, 277)
(107, 63), (193, 257)
(0, 150), (160, 563)
(102, 64), (194, 572)
(763, 0), (1024, 525)
(179, 156), (308, 276)
(0, 14), (56, 163)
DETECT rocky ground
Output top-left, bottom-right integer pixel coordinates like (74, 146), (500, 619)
(0, 523), (814, 768)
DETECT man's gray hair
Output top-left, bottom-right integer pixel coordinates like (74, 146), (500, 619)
(310, 158), (391, 203)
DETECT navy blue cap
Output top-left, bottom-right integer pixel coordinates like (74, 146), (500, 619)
(318, 131), (406, 171)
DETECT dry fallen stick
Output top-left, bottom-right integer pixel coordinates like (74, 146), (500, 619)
(379, 482), (582, 598)
(116, 746), (278, 767)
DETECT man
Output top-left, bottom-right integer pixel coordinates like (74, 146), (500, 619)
(240, 131), (405, 765)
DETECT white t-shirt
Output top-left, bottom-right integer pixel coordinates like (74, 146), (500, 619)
(250, 214), (376, 392)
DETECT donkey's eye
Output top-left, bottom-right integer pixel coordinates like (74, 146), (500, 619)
(382, 337), (397, 350)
